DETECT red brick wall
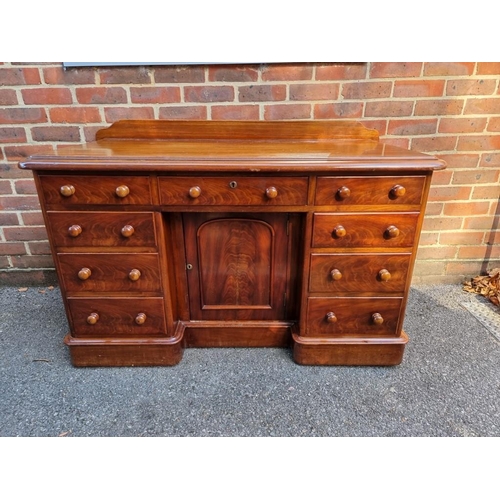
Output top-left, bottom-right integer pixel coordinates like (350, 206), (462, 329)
(1, 62), (499, 285)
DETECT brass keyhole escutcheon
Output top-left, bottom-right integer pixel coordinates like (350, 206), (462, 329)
(229, 181), (238, 189)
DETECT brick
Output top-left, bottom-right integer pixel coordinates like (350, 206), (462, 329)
(22, 211), (44, 225)
(238, 85), (285, 102)
(422, 216), (462, 231)
(211, 105), (260, 120)
(439, 231), (484, 245)
(485, 232), (500, 245)
(463, 216), (500, 230)
(22, 87), (73, 105)
(3, 144), (54, 161)
(0, 195), (40, 210)
(31, 126), (81, 142)
(208, 65), (259, 82)
(416, 246), (458, 260)
(411, 136), (457, 152)
(370, 62), (422, 78)
(0, 242), (26, 256)
(412, 260), (446, 276)
(43, 65), (96, 85)
(439, 153), (479, 169)
(76, 87), (128, 104)
(481, 153), (500, 167)
(0, 256), (11, 269)
(290, 83), (339, 101)
(364, 100), (414, 117)
(387, 119), (437, 136)
(431, 169), (453, 185)
(445, 261), (487, 277)
(446, 79), (497, 96)
(457, 135), (500, 151)
(0, 127), (27, 143)
(83, 126), (104, 142)
(452, 169), (499, 185)
(438, 117), (487, 134)
(10, 255), (54, 269)
(0, 107), (48, 124)
(0, 67), (41, 85)
(393, 80), (445, 98)
(476, 63), (500, 75)
(487, 117), (500, 132)
(0, 89), (18, 105)
(414, 99), (464, 115)
(342, 81), (392, 99)
(14, 178), (37, 194)
(154, 66), (205, 83)
(99, 67), (152, 84)
(158, 106), (207, 119)
(380, 137), (410, 149)
(429, 185), (472, 201)
(443, 201), (490, 216)
(464, 98), (500, 114)
(457, 245), (500, 260)
(417, 232), (439, 245)
(315, 64), (367, 81)
(472, 186), (500, 199)
(263, 104), (311, 120)
(3, 226), (48, 241)
(262, 64), (314, 81)
(28, 241), (51, 255)
(184, 85), (234, 103)
(424, 202), (444, 216)
(130, 86), (181, 104)
(0, 179), (12, 194)
(49, 106), (102, 124)
(0, 212), (18, 225)
(363, 119), (388, 136)
(0, 162), (37, 179)
(314, 102), (363, 119)
(104, 107), (155, 122)
(423, 62), (475, 76)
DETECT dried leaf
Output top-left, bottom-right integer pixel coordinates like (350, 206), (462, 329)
(463, 270), (500, 307)
(18, 287), (28, 292)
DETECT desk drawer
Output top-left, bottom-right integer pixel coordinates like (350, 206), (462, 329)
(309, 253), (411, 293)
(68, 297), (167, 336)
(47, 211), (156, 248)
(39, 175), (152, 206)
(315, 175), (425, 206)
(312, 213), (419, 249)
(306, 297), (403, 337)
(159, 176), (308, 206)
(58, 253), (162, 293)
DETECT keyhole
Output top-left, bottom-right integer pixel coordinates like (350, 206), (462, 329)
(229, 181), (238, 189)
(186, 264), (193, 270)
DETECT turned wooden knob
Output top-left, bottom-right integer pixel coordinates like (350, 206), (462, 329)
(385, 225), (400, 239)
(378, 269), (392, 282)
(115, 185), (130, 198)
(121, 225), (135, 238)
(60, 185), (75, 197)
(265, 186), (278, 199)
(372, 313), (384, 325)
(330, 268), (343, 281)
(78, 267), (91, 280)
(326, 312), (337, 323)
(390, 184), (406, 198)
(135, 313), (147, 325)
(189, 186), (201, 198)
(337, 186), (351, 200)
(68, 224), (82, 237)
(332, 225), (347, 238)
(86, 312), (99, 325)
(128, 269), (141, 281)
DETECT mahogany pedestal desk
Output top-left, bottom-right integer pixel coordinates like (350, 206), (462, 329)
(20, 120), (445, 367)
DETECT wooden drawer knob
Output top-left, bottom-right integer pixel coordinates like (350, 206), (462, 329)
(68, 224), (82, 237)
(78, 267), (91, 280)
(378, 269), (391, 282)
(330, 268), (343, 281)
(86, 312), (99, 325)
(337, 186), (351, 200)
(326, 312), (337, 323)
(128, 269), (141, 281)
(265, 186), (278, 199)
(372, 313), (384, 325)
(385, 225), (400, 239)
(121, 225), (135, 238)
(115, 185), (130, 198)
(189, 186), (201, 198)
(135, 312), (147, 325)
(60, 184), (75, 197)
(332, 225), (347, 238)
(390, 184), (406, 198)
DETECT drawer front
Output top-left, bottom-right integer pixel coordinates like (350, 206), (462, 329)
(312, 213), (419, 248)
(58, 253), (162, 293)
(159, 176), (308, 206)
(39, 175), (152, 206)
(306, 297), (403, 337)
(47, 211), (157, 248)
(315, 176), (426, 206)
(309, 253), (411, 293)
(68, 297), (167, 336)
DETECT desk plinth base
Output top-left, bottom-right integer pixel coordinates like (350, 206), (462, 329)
(292, 331), (409, 366)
